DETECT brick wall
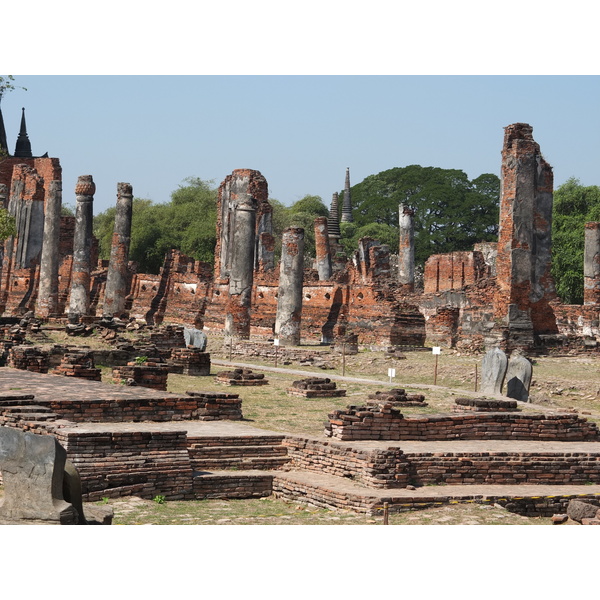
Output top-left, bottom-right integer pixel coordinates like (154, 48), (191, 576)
(325, 409), (600, 442)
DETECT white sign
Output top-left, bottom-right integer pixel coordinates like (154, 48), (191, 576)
(388, 368), (396, 377)
(274, 339), (280, 346)
(432, 347), (441, 355)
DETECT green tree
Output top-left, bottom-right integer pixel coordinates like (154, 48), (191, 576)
(93, 178), (218, 274)
(276, 194), (329, 259)
(0, 75), (26, 105)
(0, 208), (16, 241)
(552, 177), (600, 304)
(347, 165), (500, 265)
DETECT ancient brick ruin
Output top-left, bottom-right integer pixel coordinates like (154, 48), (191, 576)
(2, 111), (597, 354)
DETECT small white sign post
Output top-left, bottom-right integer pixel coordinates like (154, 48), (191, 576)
(388, 367), (396, 384)
(432, 347), (441, 385)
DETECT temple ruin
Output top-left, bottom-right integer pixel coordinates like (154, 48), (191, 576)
(0, 110), (597, 354)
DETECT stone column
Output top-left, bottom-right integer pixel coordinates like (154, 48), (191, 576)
(68, 175), (95, 321)
(584, 222), (600, 305)
(314, 216), (332, 280)
(36, 181), (62, 317)
(341, 167), (353, 223)
(275, 227), (305, 346)
(103, 182), (133, 317)
(224, 194), (256, 340)
(398, 204), (415, 290)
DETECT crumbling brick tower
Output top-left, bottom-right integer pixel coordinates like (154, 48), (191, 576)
(494, 123), (557, 350)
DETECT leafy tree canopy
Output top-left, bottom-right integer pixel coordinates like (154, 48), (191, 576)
(0, 208), (16, 241)
(552, 177), (600, 304)
(94, 178), (218, 274)
(341, 165), (500, 265)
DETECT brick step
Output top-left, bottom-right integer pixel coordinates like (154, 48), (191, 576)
(192, 470), (274, 500)
(189, 444), (288, 459)
(2, 411), (59, 422)
(402, 452), (600, 486)
(187, 435), (286, 447)
(0, 394), (36, 405)
(192, 456), (291, 471)
(271, 470), (600, 516)
(0, 404), (55, 414)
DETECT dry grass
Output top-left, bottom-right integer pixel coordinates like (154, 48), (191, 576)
(101, 494), (552, 525)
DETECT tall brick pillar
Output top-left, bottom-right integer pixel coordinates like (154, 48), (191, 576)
(494, 123), (556, 350)
(103, 182), (133, 317)
(275, 227), (305, 346)
(36, 180), (62, 317)
(215, 168), (268, 281)
(68, 175), (95, 321)
(314, 216), (332, 280)
(223, 194), (256, 340)
(584, 222), (600, 305)
(398, 204), (415, 290)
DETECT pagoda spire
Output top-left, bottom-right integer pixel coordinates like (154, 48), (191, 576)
(341, 167), (353, 223)
(328, 192), (341, 239)
(0, 105), (8, 155)
(14, 107), (32, 158)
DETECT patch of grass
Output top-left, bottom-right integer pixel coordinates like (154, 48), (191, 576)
(101, 495), (554, 526)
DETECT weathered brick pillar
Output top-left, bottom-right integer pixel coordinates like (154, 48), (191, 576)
(68, 175), (95, 321)
(584, 222), (600, 305)
(398, 204), (415, 290)
(494, 123), (556, 350)
(275, 227), (305, 346)
(314, 216), (332, 280)
(215, 168), (268, 281)
(341, 167), (353, 223)
(103, 182), (133, 317)
(255, 202), (275, 273)
(224, 194), (256, 340)
(36, 180), (62, 317)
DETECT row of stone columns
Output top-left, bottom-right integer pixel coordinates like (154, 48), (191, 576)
(35, 175), (133, 321)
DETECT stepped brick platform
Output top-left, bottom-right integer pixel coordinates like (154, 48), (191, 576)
(2, 367), (600, 517)
(287, 377), (346, 398)
(215, 368), (269, 386)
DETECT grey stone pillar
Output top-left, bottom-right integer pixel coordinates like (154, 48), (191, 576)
(398, 204), (415, 290)
(36, 180), (62, 317)
(224, 194), (256, 340)
(314, 217), (332, 280)
(584, 222), (600, 305)
(68, 175), (95, 321)
(103, 182), (133, 317)
(275, 227), (305, 346)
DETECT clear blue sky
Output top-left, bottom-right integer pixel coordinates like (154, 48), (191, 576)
(2, 75), (599, 215)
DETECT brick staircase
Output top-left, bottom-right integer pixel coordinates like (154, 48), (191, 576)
(0, 393), (59, 430)
(188, 434), (290, 471)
